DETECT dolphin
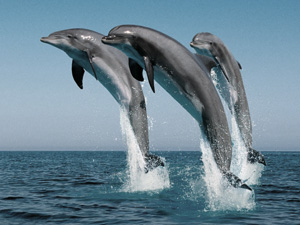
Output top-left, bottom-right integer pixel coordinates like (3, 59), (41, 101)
(190, 33), (266, 166)
(102, 25), (251, 190)
(40, 28), (164, 171)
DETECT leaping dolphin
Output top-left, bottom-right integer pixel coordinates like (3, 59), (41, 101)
(190, 33), (265, 166)
(102, 25), (251, 190)
(40, 28), (164, 171)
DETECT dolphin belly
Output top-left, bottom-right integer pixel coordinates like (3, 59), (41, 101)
(153, 66), (204, 123)
(75, 51), (161, 168)
(211, 67), (235, 111)
(153, 66), (232, 171)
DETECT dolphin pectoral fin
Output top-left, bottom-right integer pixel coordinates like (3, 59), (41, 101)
(248, 148), (266, 166)
(72, 60), (85, 89)
(223, 171), (252, 191)
(129, 58), (144, 81)
(143, 56), (155, 93)
(194, 54), (217, 73)
(237, 61), (242, 70)
(144, 154), (164, 173)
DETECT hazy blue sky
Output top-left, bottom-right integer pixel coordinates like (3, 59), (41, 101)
(0, 0), (299, 151)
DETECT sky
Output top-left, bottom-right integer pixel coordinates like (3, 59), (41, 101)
(0, 0), (299, 151)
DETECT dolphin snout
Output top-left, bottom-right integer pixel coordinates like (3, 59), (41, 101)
(40, 37), (48, 43)
(102, 35), (116, 40)
(40, 37), (53, 44)
(101, 35), (117, 44)
(40, 36), (58, 44)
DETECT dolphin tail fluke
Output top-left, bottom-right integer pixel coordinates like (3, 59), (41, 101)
(144, 154), (165, 173)
(247, 148), (266, 166)
(223, 171), (252, 191)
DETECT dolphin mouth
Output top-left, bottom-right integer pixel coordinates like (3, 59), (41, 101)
(102, 35), (128, 45)
(103, 35), (116, 40)
(190, 41), (207, 49)
(40, 36), (56, 45)
(40, 37), (49, 43)
(40, 35), (62, 44)
(101, 35), (117, 43)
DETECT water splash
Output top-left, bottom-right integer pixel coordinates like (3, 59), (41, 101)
(119, 107), (170, 192)
(230, 114), (264, 185)
(195, 68), (263, 210)
(210, 68), (264, 185)
(199, 130), (256, 211)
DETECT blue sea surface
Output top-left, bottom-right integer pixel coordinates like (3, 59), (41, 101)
(0, 151), (299, 224)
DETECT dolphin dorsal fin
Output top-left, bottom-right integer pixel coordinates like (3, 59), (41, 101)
(129, 58), (144, 81)
(194, 54), (217, 73)
(143, 56), (155, 93)
(72, 60), (84, 89)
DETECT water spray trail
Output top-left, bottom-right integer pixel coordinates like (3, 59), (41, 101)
(199, 130), (255, 211)
(230, 114), (264, 185)
(211, 68), (264, 185)
(119, 107), (170, 192)
(192, 69), (259, 210)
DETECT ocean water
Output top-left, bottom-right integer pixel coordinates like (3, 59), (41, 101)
(0, 151), (299, 225)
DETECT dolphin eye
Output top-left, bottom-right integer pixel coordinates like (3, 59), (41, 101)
(209, 42), (213, 45)
(67, 35), (72, 38)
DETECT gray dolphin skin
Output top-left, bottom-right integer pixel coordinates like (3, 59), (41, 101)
(190, 33), (265, 166)
(40, 29), (164, 171)
(102, 25), (251, 190)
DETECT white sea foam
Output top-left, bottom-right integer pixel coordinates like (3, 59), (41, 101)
(199, 130), (256, 211)
(230, 114), (264, 185)
(196, 69), (264, 210)
(211, 68), (264, 186)
(119, 107), (170, 192)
